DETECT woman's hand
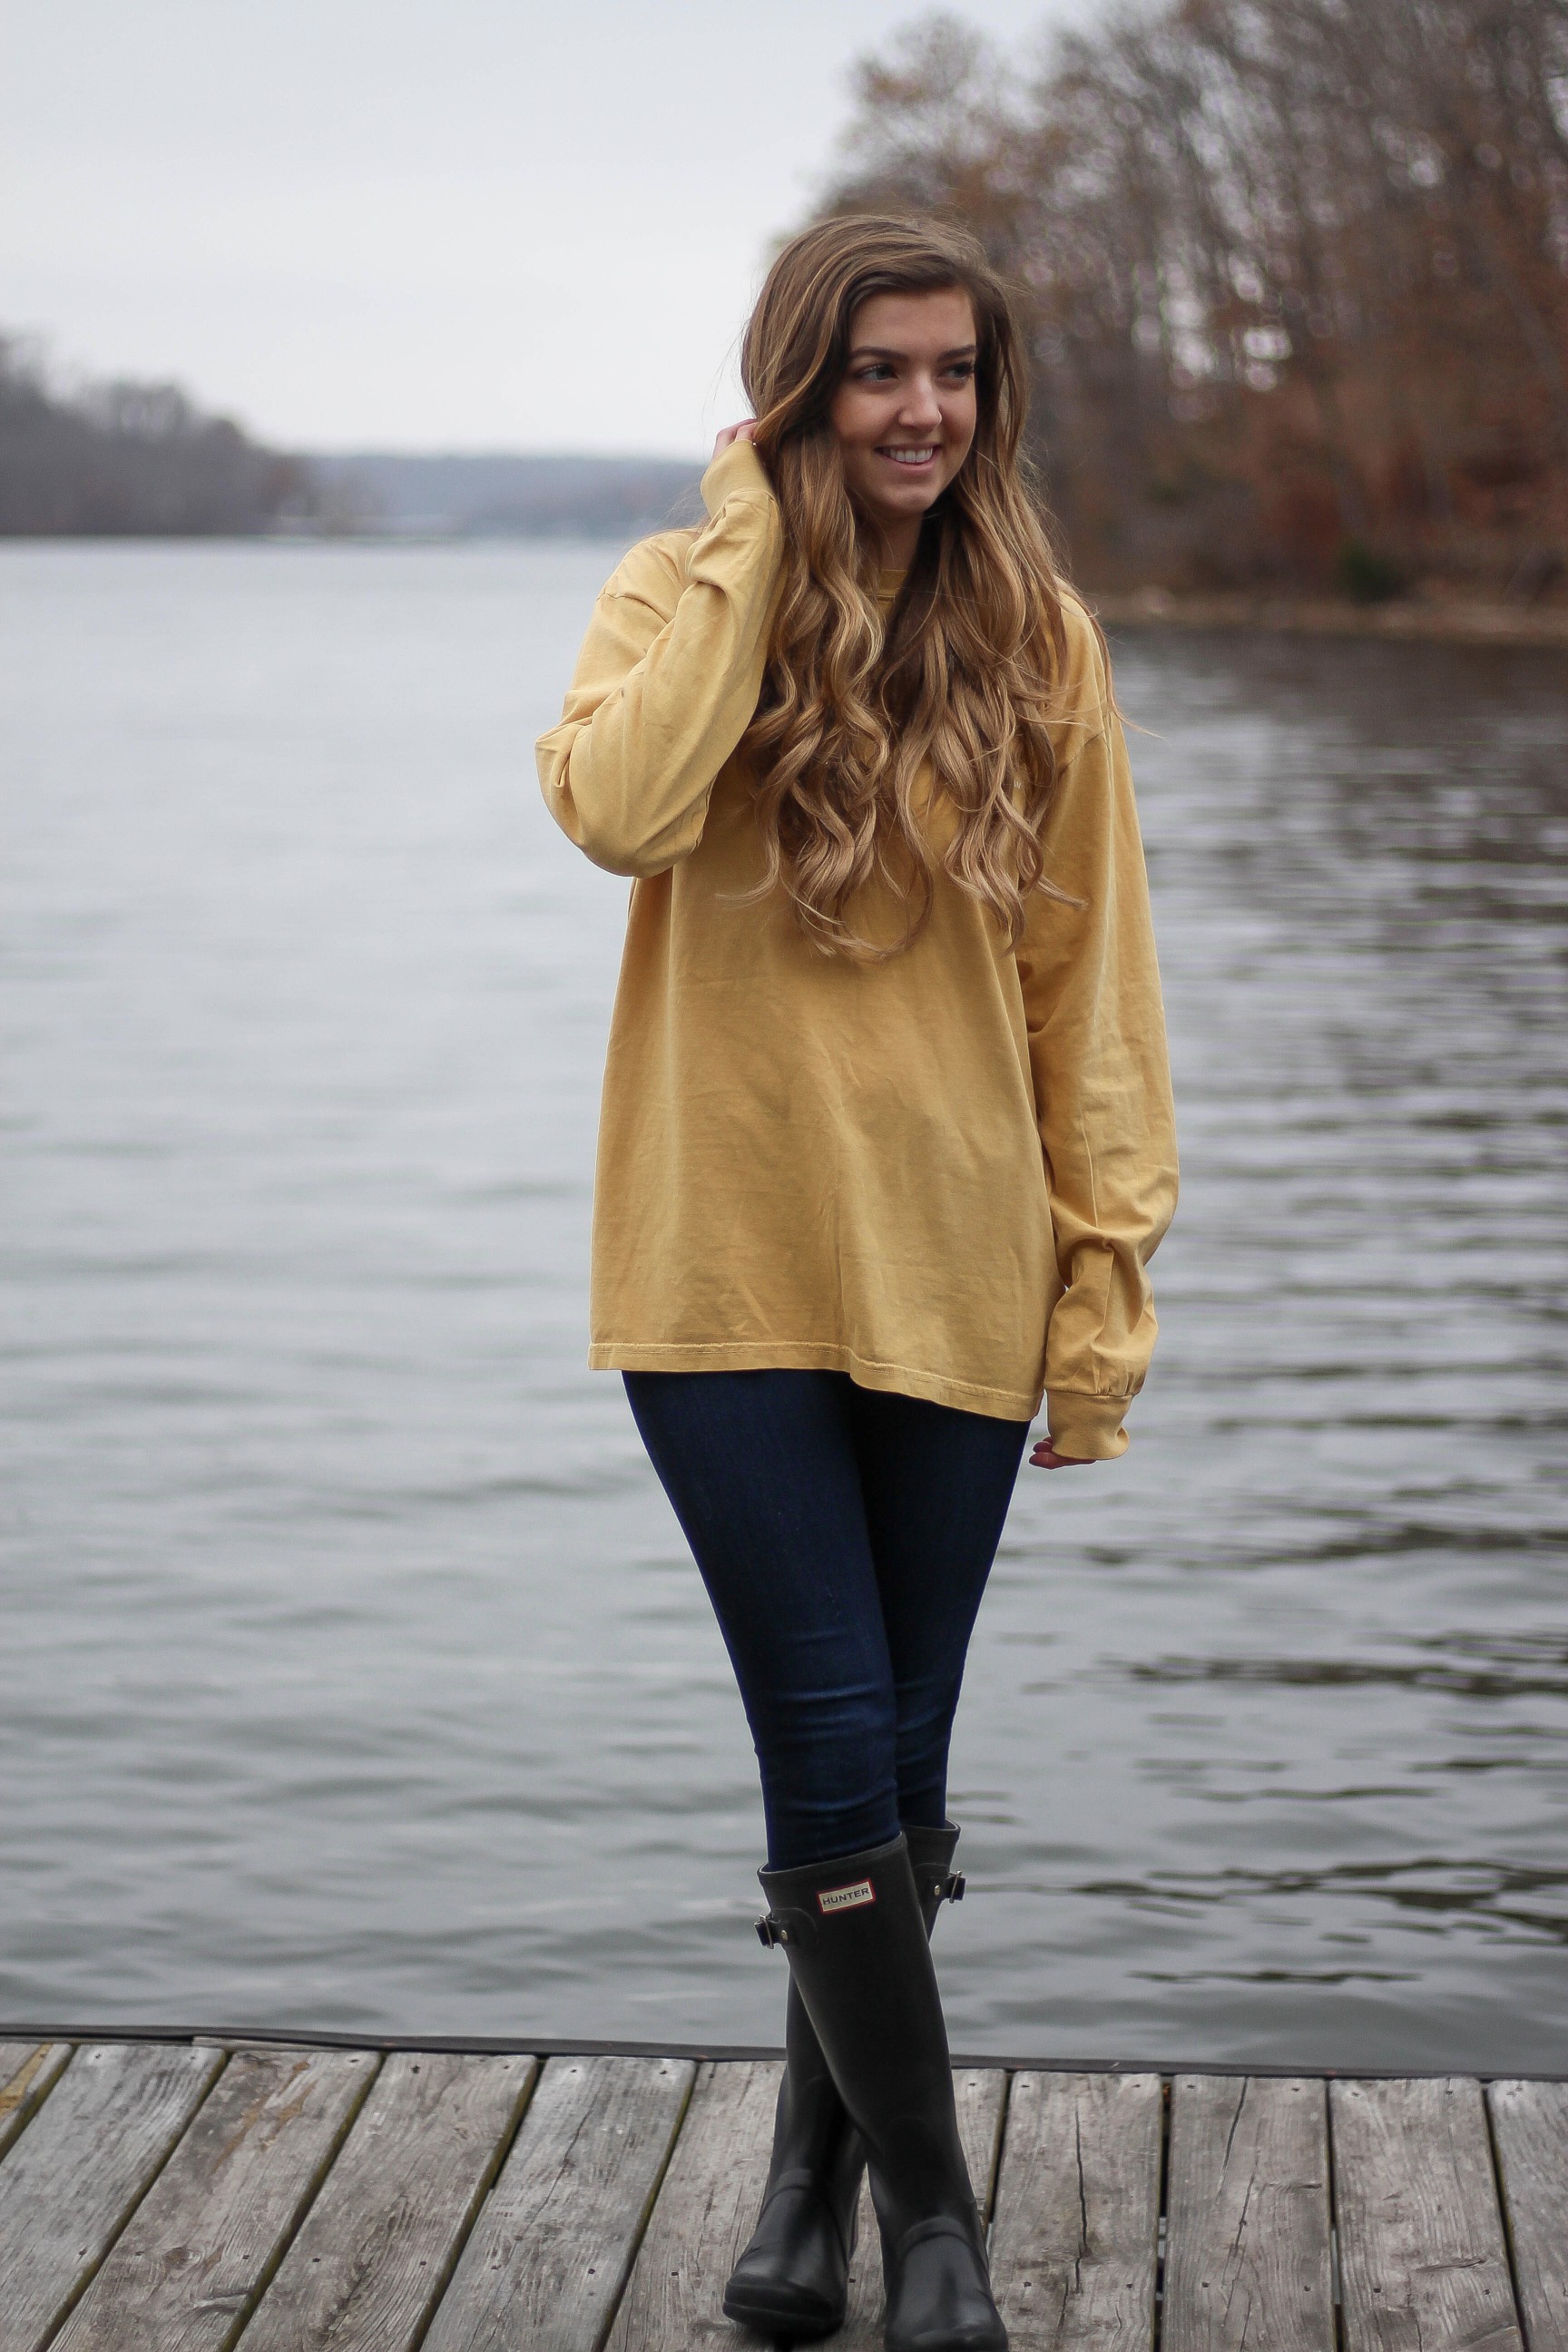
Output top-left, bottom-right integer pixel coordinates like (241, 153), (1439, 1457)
(1029, 1439), (1093, 1470)
(712, 420), (759, 458)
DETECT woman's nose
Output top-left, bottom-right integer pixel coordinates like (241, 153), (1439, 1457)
(897, 382), (944, 426)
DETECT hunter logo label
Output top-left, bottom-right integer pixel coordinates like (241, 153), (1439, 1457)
(818, 1877), (876, 1915)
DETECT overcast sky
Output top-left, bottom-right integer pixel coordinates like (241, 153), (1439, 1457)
(1, 0), (1088, 456)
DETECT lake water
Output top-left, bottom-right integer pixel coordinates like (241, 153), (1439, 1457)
(3, 541), (1565, 2070)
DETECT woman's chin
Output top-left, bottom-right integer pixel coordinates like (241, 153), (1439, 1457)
(863, 485), (946, 533)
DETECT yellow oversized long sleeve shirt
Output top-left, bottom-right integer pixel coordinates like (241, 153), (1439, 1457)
(536, 439), (1177, 1455)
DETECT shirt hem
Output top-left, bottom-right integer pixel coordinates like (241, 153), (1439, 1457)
(589, 1339), (1040, 1424)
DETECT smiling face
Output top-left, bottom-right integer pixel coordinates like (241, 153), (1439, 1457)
(827, 286), (979, 567)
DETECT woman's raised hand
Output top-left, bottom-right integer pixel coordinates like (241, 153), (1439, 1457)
(712, 420), (760, 458)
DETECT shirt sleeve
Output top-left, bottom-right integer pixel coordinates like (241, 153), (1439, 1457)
(534, 439), (783, 877)
(1014, 667), (1180, 1459)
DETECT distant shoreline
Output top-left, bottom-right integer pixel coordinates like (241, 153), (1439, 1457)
(1092, 586), (1568, 653)
(6, 524), (1564, 654)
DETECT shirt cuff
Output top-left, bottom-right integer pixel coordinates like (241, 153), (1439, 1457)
(1045, 1390), (1132, 1460)
(701, 436), (774, 517)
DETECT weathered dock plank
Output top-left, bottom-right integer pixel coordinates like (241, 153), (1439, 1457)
(1488, 2079), (1568, 2352)
(0, 2035), (1562, 2352)
(603, 2057), (781, 2350)
(833, 2066), (1009, 2347)
(51, 2045), (377, 2352)
(423, 2053), (693, 2352)
(1163, 2075), (1332, 2352)
(235, 2051), (535, 2352)
(0, 2042), (73, 2160)
(0, 2041), (225, 2352)
(1331, 2076), (1522, 2352)
(985, 2070), (1161, 2351)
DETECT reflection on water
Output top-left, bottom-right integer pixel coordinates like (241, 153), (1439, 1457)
(2, 544), (1564, 2068)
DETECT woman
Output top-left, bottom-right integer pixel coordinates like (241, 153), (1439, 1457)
(537, 216), (1177, 2352)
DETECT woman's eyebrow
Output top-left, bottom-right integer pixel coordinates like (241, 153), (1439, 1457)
(848, 343), (979, 362)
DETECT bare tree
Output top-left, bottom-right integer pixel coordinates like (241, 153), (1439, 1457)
(818, 0), (1568, 597)
(0, 338), (324, 536)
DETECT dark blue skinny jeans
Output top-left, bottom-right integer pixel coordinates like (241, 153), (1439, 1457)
(623, 1369), (1029, 1870)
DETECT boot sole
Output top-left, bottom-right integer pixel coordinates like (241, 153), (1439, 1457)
(721, 2283), (847, 2338)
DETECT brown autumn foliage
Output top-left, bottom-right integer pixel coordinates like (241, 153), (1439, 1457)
(818, 0), (1568, 600)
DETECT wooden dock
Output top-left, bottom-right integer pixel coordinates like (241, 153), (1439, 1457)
(0, 2033), (1563, 2349)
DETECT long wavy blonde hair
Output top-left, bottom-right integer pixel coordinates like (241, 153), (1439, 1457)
(739, 214), (1078, 961)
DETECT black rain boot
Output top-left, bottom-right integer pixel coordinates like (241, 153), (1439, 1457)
(756, 1834), (1006, 2352)
(723, 1825), (965, 2340)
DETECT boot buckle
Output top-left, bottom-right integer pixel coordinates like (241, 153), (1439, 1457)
(949, 1870), (966, 1904)
(755, 1913), (791, 1948)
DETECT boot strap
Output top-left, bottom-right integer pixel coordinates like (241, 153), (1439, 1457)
(916, 1868), (965, 1908)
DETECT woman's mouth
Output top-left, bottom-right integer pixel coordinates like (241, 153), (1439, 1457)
(877, 446), (940, 467)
